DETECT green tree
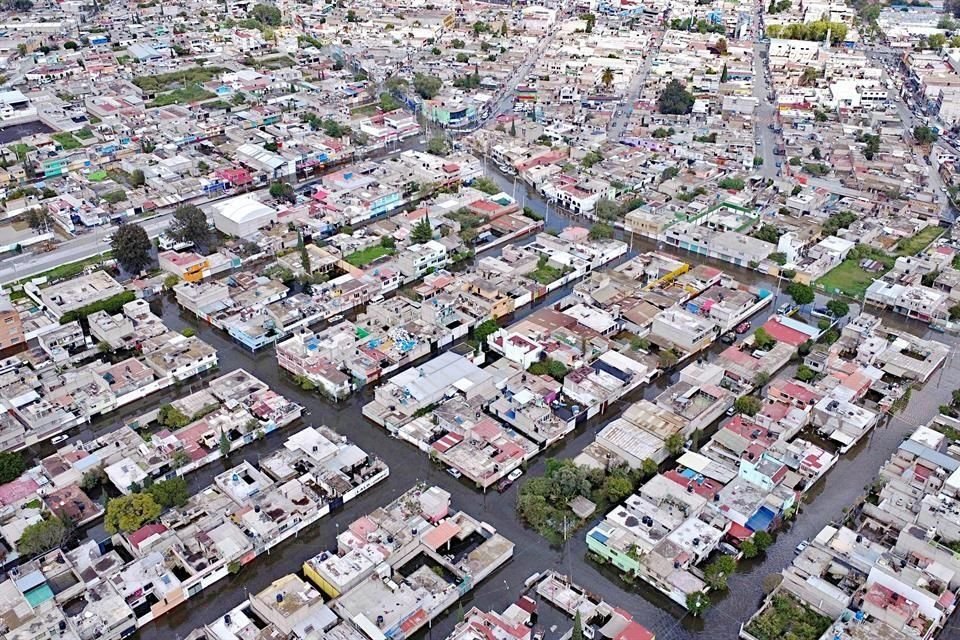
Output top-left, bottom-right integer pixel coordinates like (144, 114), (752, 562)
(658, 348), (678, 369)
(147, 477), (190, 509)
(426, 135), (448, 156)
(641, 458), (658, 478)
(665, 433), (684, 456)
(786, 282), (815, 307)
(130, 169), (145, 187)
(473, 319), (499, 343)
(928, 33), (947, 50)
(686, 591), (710, 616)
(735, 395), (762, 416)
(914, 125), (938, 144)
(250, 3), (281, 25)
(18, 516), (68, 557)
(158, 404), (190, 428)
(720, 63), (729, 82)
(826, 299), (849, 318)
(111, 223), (153, 274)
(753, 327), (776, 350)
(754, 531), (774, 552)
(704, 555), (736, 590)
(104, 493), (162, 534)
(796, 364), (816, 382)
(219, 431), (231, 458)
(413, 73), (442, 99)
(0, 451), (25, 483)
(589, 223), (613, 240)
(411, 217), (434, 244)
(601, 67), (614, 88)
(741, 538), (759, 558)
(168, 204), (209, 247)
(571, 611), (584, 640)
(657, 79), (695, 115)
(602, 475), (633, 503)
(64, 40), (78, 50)
(269, 181), (295, 204)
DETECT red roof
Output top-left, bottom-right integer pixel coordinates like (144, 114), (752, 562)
(128, 523), (168, 549)
(760, 317), (810, 347)
(615, 621), (655, 640)
(728, 522), (752, 540)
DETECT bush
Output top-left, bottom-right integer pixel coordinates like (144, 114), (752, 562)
(528, 358), (568, 382)
(0, 451), (25, 483)
(60, 291), (136, 325)
(735, 395), (762, 416)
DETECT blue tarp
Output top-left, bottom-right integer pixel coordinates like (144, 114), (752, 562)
(746, 506), (776, 532)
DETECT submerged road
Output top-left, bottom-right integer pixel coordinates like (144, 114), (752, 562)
(120, 173), (960, 640)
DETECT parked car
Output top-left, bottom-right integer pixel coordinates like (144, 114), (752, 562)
(328, 314), (344, 323)
(795, 540), (809, 554)
(497, 478), (514, 492)
(811, 307), (833, 320)
(777, 303), (798, 316)
(507, 468), (524, 482)
(446, 467), (462, 479)
(721, 331), (737, 344)
(735, 321), (752, 334)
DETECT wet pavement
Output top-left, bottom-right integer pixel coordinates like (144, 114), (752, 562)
(86, 177), (958, 640)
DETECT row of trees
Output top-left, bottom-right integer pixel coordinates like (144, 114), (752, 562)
(111, 204), (210, 275)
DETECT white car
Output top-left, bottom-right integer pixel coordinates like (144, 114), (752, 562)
(446, 467), (462, 479)
(507, 468), (524, 482)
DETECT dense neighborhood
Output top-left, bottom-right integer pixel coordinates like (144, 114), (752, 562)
(0, 0), (958, 640)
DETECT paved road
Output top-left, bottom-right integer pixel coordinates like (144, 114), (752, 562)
(752, 40), (780, 180)
(607, 29), (665, 141)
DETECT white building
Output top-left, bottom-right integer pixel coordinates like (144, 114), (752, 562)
(209, 195), (278, 238)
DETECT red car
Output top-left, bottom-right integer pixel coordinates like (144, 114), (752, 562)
(735, 321), (752, 334)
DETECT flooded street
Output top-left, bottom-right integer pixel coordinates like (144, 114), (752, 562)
(116, 176), (960, 640)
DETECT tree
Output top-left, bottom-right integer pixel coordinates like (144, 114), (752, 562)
(146, 477), (189, 509)
(657, 79), (695, 115)
(413, 73), (442, 99)
(601, 475), (633, 503)
(379, 93), (401, 112)
(250, 3), (281, 26)
(641, 458), (658, 478)
(741, 538), (759, 558)
(735, 395), (762, 416)
(571, 611), (584, 640)
(219, 431), (231, 458)
(796, 364), (816, 382)
(753, 327), (776, 350)
(826, 299), (849, 318)
(704, 555), (736, 590)
(25, 207), (51, 231)
(0, 451), (25, 484)
(473, 319), (499, 344)
(658, 348), (678, 369)
(589, 223), (613, 240)
(914, 125), (938, 144)
(130, 169), (145, 187)
(509, 119), (517, 137)
(64, 40), (78, 50)
(686, 591), (710, 616)
(426, 135), (448, 156)
(754, 531), (774, 552)
(104, 493), (162, 534)
(18, 516), (68, 557)
(601, 67), (614, 88)
(158, 404), (190, 428)
(112, 223), (152, 274)
(720, 63), (729, 82)
(411, 217), (433, 244)
(169, 204), (209, 247)
(928, 33), (947, 50)
(269, 181), (295, 204)
(665, 433), (684, 456)
(786, 282), (815, 307)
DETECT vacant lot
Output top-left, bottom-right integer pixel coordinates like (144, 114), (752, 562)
(345, 246), (394, 267)
(895, 225), (944, 256)
(817, 259), (890, 299)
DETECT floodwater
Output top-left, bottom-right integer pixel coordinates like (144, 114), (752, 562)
(48, 169), (959, 640)
(0, 120), (53, 144)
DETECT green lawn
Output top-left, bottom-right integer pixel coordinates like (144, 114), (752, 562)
(132, 67), (227, 93)
(11, 252), (113, 287)
(350, 104), (379, 118)
(895, 225), (944, 256)
(745, 594), (831, 640)
(817, 258), (891, 298)
(528, 264), (566, 285)
(148, 84), (216, 108)
(51, 132), (82, 150)
(345, 246), (394, 267)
